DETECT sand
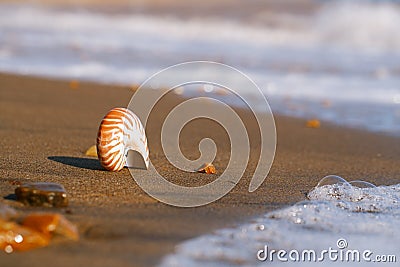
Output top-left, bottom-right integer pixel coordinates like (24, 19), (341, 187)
(0, 0), (320, 23)
(0, 72), (399, 266)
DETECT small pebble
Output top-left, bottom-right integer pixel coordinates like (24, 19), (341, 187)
(69, 80), (79, 90)
(196, 163), (217, 174)
(306, 119), (321, 128)
(85, 145), (98, 157)
(15, 182), (68, 208)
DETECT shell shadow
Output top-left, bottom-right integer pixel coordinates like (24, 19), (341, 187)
(48, 156), (104, 171)
(4, 194), (16, 201)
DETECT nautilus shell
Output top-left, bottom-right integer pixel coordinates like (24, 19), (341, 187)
(97, 108), (149, 171)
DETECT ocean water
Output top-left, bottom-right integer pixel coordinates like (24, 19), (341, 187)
(160, 176), (400, 266)
(0, 1), (399, 135)
(0, 2), (399, 265)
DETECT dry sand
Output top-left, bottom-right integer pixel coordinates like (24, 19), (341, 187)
(0, 73), (399, 266)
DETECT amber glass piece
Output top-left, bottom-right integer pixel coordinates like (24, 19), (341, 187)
(0, 219), (49, 253)
(22, 213), (79, 241)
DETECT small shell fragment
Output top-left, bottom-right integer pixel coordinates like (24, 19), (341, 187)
(85, 145), (98, 157)
(196, 163), (217, 174)
(306, 119), (321, 128)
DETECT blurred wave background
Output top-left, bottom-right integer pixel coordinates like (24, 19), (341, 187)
(0, 0), (399, 134)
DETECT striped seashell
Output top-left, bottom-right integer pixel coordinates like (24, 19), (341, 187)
(96, 107), (149, 171)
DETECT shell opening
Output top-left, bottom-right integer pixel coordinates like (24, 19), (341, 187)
(125, 149), (148, 170)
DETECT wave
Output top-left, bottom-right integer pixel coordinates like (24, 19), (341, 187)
(0, 1), (400, 136)
(1, 1), (400, 52)
(315, 1), (400, 52)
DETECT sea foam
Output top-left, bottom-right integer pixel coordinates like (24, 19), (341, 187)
(160, 176), (400, 266)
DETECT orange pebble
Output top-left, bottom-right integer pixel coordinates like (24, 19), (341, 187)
(306, 119), (321, 128)
(196, 163), (217, 174)
(69, 80), (79, 90)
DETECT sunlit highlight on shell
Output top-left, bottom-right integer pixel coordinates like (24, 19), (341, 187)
(97, 108), (149, 171)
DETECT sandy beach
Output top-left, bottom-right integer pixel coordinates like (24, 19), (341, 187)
(0, 72), (399, 266)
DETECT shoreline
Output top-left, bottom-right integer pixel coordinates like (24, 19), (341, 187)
(0, 72), (399, 266)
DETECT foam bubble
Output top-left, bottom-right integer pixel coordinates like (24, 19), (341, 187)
(315, 175), (351, 188)
(349, 180), (377, 189)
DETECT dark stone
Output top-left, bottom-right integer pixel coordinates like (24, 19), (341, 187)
(15, 182), (68, 208)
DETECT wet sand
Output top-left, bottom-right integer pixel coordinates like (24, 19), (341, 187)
(0, 0), (320, 24)
(0, 73), (399, 266)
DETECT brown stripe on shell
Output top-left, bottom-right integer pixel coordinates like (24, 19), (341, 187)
(96, 107), (148, 171)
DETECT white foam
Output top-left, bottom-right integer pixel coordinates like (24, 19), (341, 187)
(160, 178), (400, 266)
(316, 1), (400, 52)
